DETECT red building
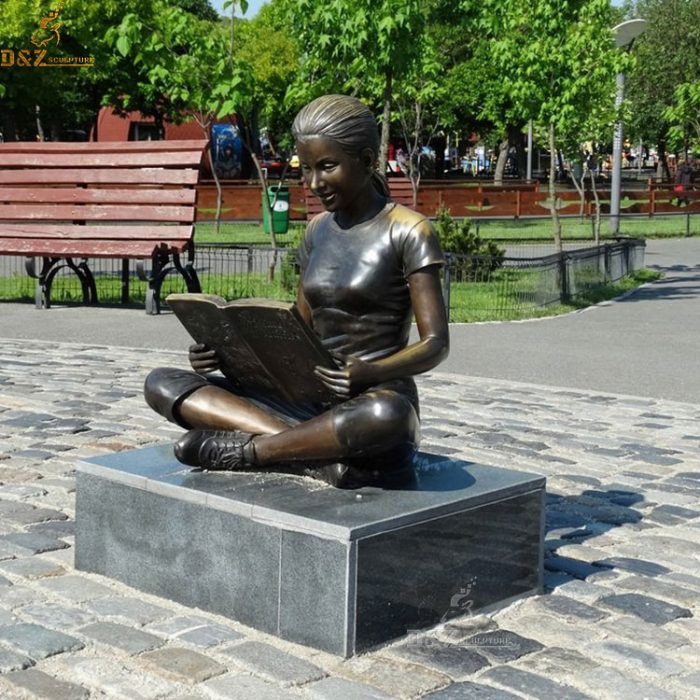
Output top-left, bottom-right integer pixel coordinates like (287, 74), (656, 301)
(91, 107), (206, 142)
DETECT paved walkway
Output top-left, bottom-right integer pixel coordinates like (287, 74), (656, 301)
(0, 238), (698, 698)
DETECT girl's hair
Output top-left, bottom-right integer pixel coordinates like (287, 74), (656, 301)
(292, 94), (390, 198)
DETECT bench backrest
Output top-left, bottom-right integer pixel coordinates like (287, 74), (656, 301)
(0, 140), (207, 258)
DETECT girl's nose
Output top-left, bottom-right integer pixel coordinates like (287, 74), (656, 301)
(310, 169), (323, 192)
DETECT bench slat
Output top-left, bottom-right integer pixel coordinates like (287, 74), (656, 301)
(0, 140), (207, 154)
(0, 203), (194, 222)
(0, 151), (205, 168)
(0, 223), (193, 240)
(0, 169), (200, 186)
(0, 238), (190, 258)
(0, 187), (196, 205)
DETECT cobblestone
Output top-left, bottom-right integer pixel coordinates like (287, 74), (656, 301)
(1, 668), (89, 699)
(389, 638), (491, 679)
(222, 640), (326, 686)
(573, 665), (676, 700)
(78, 621), (165, 654)
(0, 622), (84, 659)
(479, 666), (592, 700)
(139, 646), (227, 684)
(204, 673), (302, 699)
(598, 592), (693, 624)
(0, 336), (699, 697)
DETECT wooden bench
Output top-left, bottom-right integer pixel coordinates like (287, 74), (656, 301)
(0, 140), (207, 313)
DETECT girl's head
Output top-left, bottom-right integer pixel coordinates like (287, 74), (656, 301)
(292, 95), (389, 198)
(292, 94), (379, 157)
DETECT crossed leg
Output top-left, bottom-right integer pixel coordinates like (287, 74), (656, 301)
(144, 367), (420, 470)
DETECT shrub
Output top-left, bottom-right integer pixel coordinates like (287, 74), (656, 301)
(433, 205), (505, 280)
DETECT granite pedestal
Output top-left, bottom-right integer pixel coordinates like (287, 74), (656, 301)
(75, 445), (545, 656)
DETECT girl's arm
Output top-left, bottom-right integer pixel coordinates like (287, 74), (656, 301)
(314, 265), (449, 398)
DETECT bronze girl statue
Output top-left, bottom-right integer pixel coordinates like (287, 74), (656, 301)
(144, 95), (449, 488)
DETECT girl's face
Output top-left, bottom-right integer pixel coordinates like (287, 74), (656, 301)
(296, 136), (374, 216)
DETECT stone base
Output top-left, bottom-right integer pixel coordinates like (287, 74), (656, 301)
(75, 446), (545, 656)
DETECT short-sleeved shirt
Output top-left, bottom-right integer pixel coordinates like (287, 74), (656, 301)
(297, 201), (444, 362)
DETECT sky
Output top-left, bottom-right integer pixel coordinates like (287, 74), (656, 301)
(210, 0), (267, 18)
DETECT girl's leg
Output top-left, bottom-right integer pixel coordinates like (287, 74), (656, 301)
(179, 385), (290, 434)
(144, 367), (290, 434)
(252, 389), (419, 465)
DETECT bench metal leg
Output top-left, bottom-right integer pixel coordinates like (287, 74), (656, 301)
(137, 248), (201, 315)
(25, 256), (97, 309)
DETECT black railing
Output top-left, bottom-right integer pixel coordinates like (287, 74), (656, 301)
(0, 239), (645, 322)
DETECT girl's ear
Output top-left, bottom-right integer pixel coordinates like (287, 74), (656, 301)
(360, 147), (376, 173)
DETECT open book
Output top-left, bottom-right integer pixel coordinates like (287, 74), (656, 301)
(166, 293), (339, 404)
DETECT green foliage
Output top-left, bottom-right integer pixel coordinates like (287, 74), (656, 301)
(475, 0), (623, 150)
(665, 80), (700, 151)
(235, 1), (300, 151)
(280, 226), (304, 294)
(627, 0), (700, 151)
(433, 205), (505, 280)
(104, 1), (251, 129)
(283, 0), (426, 120)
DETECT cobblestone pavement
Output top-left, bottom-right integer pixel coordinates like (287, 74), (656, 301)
(0, 338), (698, 699)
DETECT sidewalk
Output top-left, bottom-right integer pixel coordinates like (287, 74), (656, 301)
(0, 338), (698, 699)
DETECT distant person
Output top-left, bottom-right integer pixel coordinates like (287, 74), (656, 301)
(675, 161), (694, 206)
(215, 145), (240, 180)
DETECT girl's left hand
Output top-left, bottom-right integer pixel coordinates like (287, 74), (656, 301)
(314, 356), (379, 398)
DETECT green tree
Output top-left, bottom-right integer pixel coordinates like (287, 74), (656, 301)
(235, 0), (300, 155)
(0, 0), (221, 141)
(475, 0), (623, 249)
(108, 0), (250, 232)
(284, 0), (426, 174)
(626, 0), (700, 175)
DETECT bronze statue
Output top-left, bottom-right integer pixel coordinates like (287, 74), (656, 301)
(144, 95), (450, 488)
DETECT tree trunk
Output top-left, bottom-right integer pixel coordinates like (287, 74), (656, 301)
(154, 111), (165, 141)
(657, 137), (671, 182)
(510, 126), (526, 179)
(568, 167), (585, 219)
(589, 170), (601, 244)
(378, 67), (392, 179)
(35, 105), (45, 141)
(207, 146), (223, 236)
(237, 114), (279, 281)
(548, 123), (562, 252)
(493, 136), (509, 186)
(250, 150), (279, 281)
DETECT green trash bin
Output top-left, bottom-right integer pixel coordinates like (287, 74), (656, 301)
(262, 185), (290, 234)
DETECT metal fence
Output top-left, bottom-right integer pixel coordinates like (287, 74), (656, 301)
(0, 239), (645, 322)
(442, 238), (645, 322)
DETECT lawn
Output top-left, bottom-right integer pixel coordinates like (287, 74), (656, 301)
(194, 215), (700, 246)
(0, 263), (660, 324)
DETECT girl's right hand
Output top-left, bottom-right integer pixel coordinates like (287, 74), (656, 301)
(188, 343), (220, 375)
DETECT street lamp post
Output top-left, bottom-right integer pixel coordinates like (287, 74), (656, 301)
(610, 19), (647, 236)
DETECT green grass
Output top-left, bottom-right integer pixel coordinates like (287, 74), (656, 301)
(193, 215), (700, 247)
(473, 215), (700, 241)
(447, 268), (662, 322)
(0, 254), (662, 324)
(195, 221), (305, 246)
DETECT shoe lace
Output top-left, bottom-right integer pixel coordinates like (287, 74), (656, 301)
(199, 436), (245, 471)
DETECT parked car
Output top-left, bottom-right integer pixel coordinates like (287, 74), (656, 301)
(260, 156), (287, 179)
